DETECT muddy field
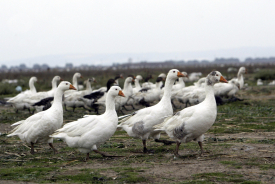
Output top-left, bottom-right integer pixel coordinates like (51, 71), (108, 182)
(0, 86), (275, 184)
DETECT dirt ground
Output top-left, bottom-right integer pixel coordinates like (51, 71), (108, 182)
(0, 89), (275, 184)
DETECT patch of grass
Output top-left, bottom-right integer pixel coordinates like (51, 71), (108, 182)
(193, 172), (245, 183)
(56, 170), (109, 183)
(107, 167), (147, 183)
(0, 167), (57, 182)
(220, 160), (242, 169)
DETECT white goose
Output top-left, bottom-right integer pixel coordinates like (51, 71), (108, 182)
(114, 76), (135, 113)
(20, 76), (62, 106)
(50, 86), (125, 160)
(132, 75), (143, 94)
(153, 71), (228, 157)
(134, 76), (165, 107)
(7, 81), (76, 154)
(229, 66), (246, 89)
(118, 69), (185, 153)
(7, 76), (38, 113)
(64, 72), (82, 98)
(174, 77), (206, 107)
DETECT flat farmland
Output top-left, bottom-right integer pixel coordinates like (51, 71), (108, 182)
(0, 73), (275, 183)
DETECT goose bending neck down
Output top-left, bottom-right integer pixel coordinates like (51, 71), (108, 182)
(7, 81), (76, 155)
(153, 71), (227, 157)
(50, 86), (125, 160)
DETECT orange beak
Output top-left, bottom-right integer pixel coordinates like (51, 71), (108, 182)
(177, 72), (185, 77)
(60, 78), (63, 81)
(80, 76), (83, 78)
(69, 84), (77, 90)
(219, 76), (228, 83)
(245, 70), (247, 74)
(186, 74), (189, 79)
(118, 90), (125, 97)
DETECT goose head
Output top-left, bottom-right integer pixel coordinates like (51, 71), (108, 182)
(158, 73), (167, 81)
(135, 75), (143, 81)
(73, 72), (82, 79)
(239, 67), (247, 74)
(181, 72), (188, 79)
(167, 69), (186, 81)
(115, 74), (123, 80)
(53, 76), (62, 82)
(108, 86), (125, 97)
(125, 76), (134, 84)
(30, 76), (38, 83)
(58, 81), (77, 91)
(206, 71), (228, 86)
(87, 78), (96, 84)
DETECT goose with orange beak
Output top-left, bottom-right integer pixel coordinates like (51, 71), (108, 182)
(118, 69), (186, 153)
(153, 71), (228, 157)
(7, 81), (77, 155)
(51, 86), (125, 161)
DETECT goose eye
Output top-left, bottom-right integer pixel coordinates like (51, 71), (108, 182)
(173, 71), (175, 73)
(216, 74), (218, 76)
(115, 88), (117, 90)
(66, 83), (68, 85)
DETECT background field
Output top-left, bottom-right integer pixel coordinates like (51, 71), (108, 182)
(0, 65), (275, 183)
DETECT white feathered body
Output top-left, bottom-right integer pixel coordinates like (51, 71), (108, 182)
(7, 81), (73, 144)
(51, 111), (117, 153)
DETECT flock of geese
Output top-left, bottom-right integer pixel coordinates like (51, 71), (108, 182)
(6, 67), (247, 160)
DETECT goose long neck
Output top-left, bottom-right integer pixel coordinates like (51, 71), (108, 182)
(51, 88), (64, 110)
(72, 76), (79, 90)
(104, 93), (116, 114)
(29, 79), (37, 93)
(124, 81), (133, 95)
(204, 78), (215, 103)
(237, 70), (243, 80)
(52, 79), (58, 90)
(160, 77), (174, 103)
(135, 80), (141, 88)
(86, 81), (92, 91)
(178, 78), (185, 87)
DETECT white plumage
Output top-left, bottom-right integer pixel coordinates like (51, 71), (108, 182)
(51, 86), (125, 160)
(153, 71), (228, 157)
(7, 81), (76, 154)
(118, 69), (185, 153)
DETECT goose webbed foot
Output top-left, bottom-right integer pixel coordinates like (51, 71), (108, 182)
(155, 139), (176, 145)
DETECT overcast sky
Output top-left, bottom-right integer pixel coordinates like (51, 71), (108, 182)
(1, 0), (275, 67)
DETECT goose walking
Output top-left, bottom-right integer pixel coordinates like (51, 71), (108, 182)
(118, 69), (185, 153)
(153, 71), (227, 157)
(50, 86), (125, 160)
(7, 81), (76, 154)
